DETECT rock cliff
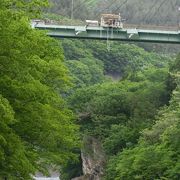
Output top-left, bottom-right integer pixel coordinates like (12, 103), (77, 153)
(72, 136), (106, 180)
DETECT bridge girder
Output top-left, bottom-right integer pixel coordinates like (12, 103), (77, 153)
(35, 24), (180, 44)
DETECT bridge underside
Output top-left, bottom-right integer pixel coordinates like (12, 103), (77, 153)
(35, 25), (180, 44)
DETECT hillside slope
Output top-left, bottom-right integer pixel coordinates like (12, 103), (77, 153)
(47, 0), (180, 26)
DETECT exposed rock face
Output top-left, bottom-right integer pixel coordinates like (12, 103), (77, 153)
(71, 174), (96, 180)
(72, 136), (106, 180)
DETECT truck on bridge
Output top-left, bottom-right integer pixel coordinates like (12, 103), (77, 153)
(100, 14), (123, 28)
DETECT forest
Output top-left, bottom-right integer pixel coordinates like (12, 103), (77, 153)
(0, 0), (179, 180)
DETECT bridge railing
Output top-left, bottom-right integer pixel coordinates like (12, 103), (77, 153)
(32, 19), (180, 32)
(123, 24), (179, 31)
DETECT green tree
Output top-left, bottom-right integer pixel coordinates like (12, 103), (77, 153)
(69, 67), (169, 140)
(66, 57), (105, 88)
(0, 95), (35, 179)
(0, 0), (79, 178)
(105, 55), (180, 180)
(62, 40), (171, 78)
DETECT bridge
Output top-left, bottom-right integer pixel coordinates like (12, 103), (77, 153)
(34, 23), (180, 44)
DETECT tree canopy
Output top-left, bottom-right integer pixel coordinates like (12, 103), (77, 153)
(105, 54), (180, 180)
(0, 1), (179, 179)
(0, 0), (79, 179)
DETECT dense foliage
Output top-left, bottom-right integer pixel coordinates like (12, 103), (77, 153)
(66, 57), (105, 89)
(65, 49), (179, 180)
(69, 67), (170, 148)
(62, 39), (170, 79)
(0, 1), (179, 180)
(0, 0), (79, 179)
(55, 18), (178, 180)
(105, 55), (180, 180)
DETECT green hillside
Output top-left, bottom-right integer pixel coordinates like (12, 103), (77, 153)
(0, 0), (179, 179)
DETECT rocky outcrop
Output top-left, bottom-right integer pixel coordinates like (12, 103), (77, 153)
(71, 174), (97, 180)
(72, 136), (106, 180)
